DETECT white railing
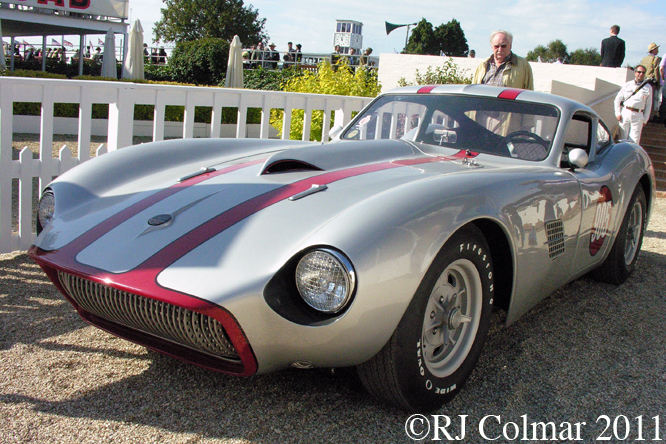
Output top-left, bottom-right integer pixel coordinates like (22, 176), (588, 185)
(0, 77), (373, 253)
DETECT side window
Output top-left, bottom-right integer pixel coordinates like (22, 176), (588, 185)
(563, 114), (591, 153)
(561, 114), (592, 168)
(596, 121), (612, 153)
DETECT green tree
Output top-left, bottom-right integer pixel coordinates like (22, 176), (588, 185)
(404, 19), (438, 55)
(569, 48), (602, 66)
(154, 0), (267, 45)
(547, 40), (568, 62)
(527, 44), (549, 62)
(169, 38), (230, 85)
(434, 19), (469, 57)
(526, 40), (569, 63)
(271, 61), (381, 141)
(241, 67), (304, 91)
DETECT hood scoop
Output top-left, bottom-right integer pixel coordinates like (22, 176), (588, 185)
(260, 139), (417, 175)
(261, 159), (323, 175)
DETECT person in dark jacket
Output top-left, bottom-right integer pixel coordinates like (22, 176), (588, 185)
(600, 25), (625, 68)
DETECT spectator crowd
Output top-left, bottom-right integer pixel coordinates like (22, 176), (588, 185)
(242, 41), (375, 71)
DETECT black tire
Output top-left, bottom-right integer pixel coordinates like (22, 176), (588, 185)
(593, 185), (647, 285)
(357, 224), (494, 411)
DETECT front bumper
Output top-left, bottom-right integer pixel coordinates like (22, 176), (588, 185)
(29, 250), (258, 377)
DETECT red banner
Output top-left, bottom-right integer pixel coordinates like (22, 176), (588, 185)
(5, 0), (128, 20)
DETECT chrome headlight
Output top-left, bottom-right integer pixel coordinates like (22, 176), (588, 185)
(295, 249), (356, 313)
(38, 189), (55, 230)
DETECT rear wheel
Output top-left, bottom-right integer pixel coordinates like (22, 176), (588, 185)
(357, 225), (494, 411)
(593, 185), (647, 285)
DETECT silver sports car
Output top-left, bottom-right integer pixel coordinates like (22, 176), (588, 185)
(29, 84), (655, 411)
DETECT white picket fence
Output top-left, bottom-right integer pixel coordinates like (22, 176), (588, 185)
(0, 77), (372, 253)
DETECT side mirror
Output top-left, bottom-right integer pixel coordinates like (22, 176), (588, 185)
(568, 148), (588, 169)
(328, 124), (343, 141)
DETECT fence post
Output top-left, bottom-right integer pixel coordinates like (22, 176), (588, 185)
(237, 95), (248, 139)
(183, 92), (195, 139)
(210, 93), (225, 138)
(302, 98), (312, 141)
(0, 82), (14, 252)
(281, 96), (292, 140)
(39, 85), (55, 196)
(78, 87), (94, 163)
(18, 147), (39, 250)
(108, 86), (134, 150)
(153, 89), (168, 142)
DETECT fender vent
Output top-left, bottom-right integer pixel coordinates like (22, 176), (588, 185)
(546, 219), (565, 259)
(261, 159), (323, 175)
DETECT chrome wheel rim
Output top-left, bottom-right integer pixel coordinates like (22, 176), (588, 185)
(421, 259), (482, 378)
(623, 200), (643, 266)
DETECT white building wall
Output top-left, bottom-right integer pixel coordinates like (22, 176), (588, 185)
(378, 54), (632, 93)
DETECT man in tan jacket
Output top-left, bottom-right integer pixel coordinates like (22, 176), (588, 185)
(640, 43), (661, 119)
(472, 30), (534, 90)
(472, 31), (534, 135)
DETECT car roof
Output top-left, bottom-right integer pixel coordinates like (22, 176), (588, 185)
(382, 84), (596, 117)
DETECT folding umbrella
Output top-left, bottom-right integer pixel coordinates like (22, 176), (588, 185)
(224, 35), (244, 88)
(101, 28), (117, 79)
(122, 19), (144, 80)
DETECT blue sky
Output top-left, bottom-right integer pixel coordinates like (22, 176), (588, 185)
(127, 0), (663, 64)
(20, 0), (666, 65)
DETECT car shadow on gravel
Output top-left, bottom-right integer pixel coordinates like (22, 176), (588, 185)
(0, 253), (88, 351)
(645, 228), (666, 241)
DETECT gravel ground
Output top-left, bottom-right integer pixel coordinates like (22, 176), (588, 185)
(11, 133), (155, 159)
(1, 192), (665, 443)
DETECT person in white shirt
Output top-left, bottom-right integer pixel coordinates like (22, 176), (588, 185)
(614, 65), (652, 143)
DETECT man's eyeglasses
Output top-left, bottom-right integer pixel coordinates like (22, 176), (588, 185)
(635, 70), (646, 74)
(493, 44), (508, 49)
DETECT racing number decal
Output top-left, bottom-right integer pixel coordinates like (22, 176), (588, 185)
(589, 186), (613, 256)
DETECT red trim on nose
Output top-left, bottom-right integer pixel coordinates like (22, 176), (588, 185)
(498, 89), (524, 100)
(417, 85), (438, 94)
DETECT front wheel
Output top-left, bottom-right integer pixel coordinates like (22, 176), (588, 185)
(357, 225), (494, 411)
(593, 185), (647, 285)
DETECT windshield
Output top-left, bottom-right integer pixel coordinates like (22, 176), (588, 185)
(341, 94), (560, 161)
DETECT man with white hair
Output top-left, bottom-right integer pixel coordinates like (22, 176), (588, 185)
(471, 31), (534, 136)
(472, 30), (533, 90)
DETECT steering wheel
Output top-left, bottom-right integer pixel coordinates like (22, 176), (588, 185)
(503, 130), (549, 160)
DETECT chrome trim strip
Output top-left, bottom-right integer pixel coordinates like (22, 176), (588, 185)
(288, 184), (329, 201)
(178, 166), (216, 183)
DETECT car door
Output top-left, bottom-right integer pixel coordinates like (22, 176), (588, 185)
(562, 113), (620, 274)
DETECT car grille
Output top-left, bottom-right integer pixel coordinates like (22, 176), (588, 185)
(546, 219), (565, 259)
(58, 271), (239, 361)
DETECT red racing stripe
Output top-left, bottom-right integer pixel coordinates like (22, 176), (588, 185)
(417, 85), (438, 94)
(498, 88), (524, 100)
(45, 158), (266, 263)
